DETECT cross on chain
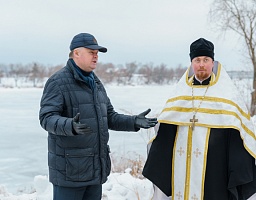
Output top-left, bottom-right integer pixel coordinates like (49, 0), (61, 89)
(190, 115), (198, 130)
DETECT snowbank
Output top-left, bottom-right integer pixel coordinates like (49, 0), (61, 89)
(0, 170), (153, 200)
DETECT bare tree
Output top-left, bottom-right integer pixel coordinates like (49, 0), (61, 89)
(152, 64), (168, 84)
(0, 64), (6, 85)
(47, 64), (63, 77)
(9, 64), (29, 87)
(209, 0), (256, 115)
(28, 62), (46, 87)
(124, 62), (138, 82)
(94, 62), (116, 84)
(174, 65), (187, 80)
(138, 63), (154, 84)
(115, 67), (128, 85)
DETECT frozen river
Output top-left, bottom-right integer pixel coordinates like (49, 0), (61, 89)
(0, 85), (171, 194)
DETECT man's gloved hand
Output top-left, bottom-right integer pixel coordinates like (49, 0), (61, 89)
(72, 113), (93, 135)
(135, 109), (158, 129)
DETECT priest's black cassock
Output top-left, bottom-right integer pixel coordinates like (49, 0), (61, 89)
(142, 62), (256, 200)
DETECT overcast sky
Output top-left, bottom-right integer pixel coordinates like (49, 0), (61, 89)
(0, 0), (249, 70)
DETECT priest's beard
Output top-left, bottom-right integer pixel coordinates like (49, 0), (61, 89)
(195, 71), (210, 81)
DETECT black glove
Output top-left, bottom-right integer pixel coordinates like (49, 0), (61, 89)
(72, 113), (93, 135)
(135, 109), (158, 129)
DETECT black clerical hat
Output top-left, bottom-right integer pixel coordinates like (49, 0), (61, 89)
(189, 38), (214, 61)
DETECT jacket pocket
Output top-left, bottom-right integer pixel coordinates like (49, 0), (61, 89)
(65, 148), (94, 182)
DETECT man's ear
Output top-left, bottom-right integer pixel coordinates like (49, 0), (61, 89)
(73, 49), (80, 57)
(74, 49), (79, 56)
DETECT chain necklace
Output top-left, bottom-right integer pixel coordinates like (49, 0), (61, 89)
(190, 81), (210, 130)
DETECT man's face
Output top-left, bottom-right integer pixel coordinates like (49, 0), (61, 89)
(191, 56), (214, 81)
(73, 47), (99, 72)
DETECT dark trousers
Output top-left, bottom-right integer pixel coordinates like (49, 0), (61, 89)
(53, 184), (102, 200)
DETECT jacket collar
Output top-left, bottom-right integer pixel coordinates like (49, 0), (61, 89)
(66, 58), (101, 85)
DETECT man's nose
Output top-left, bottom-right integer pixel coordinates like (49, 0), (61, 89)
(199, 61), (204, 66)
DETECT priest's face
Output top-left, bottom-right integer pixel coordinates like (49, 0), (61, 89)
(191, 56), (214, 81)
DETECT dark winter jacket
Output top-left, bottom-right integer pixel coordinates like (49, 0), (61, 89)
(39, 59), (137, 187)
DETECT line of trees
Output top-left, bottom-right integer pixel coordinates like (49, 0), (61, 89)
(95, 62), (186, 85)
(0, 62), (187, 88)
(0, 63), (62, 87)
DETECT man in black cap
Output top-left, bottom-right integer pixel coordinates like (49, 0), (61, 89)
(142, 38), (256, 200)
(39, 33), (158, 200)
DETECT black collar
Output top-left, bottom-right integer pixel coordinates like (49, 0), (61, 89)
(193, 76), (211, 85)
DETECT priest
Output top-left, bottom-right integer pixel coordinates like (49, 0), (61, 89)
(142, 38), (256, 200)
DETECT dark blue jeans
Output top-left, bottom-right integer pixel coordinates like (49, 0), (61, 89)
(53, 184), (102, 200)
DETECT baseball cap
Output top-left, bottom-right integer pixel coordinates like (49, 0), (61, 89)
(70, 33), (107, 53)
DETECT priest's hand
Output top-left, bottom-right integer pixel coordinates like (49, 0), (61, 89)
(135, 109), (158, 129)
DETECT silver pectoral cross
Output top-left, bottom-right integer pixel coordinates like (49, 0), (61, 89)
(189, 115), (198, 130)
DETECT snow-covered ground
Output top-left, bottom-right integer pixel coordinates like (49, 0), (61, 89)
(0, 82), (256, 200)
